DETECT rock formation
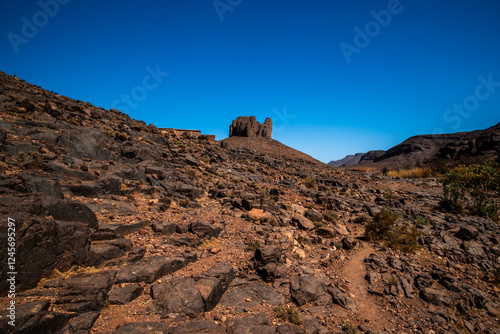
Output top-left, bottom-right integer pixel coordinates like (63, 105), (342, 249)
(229, 116), (272, 139)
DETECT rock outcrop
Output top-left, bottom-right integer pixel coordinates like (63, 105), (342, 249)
(229, 116), (272, 139)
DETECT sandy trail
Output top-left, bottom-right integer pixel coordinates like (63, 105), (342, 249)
(342, 242), (395, 332)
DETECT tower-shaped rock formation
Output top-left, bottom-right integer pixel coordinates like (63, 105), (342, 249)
(229, 116), (272, 139)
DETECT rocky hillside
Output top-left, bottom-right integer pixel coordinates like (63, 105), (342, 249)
(0, 71), (499, 334)
(330, 125), (500, 169)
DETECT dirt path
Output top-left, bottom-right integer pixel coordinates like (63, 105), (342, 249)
(342, 242), (395, 332)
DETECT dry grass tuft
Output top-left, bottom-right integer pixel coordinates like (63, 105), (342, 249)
(386, 167), (432, 178)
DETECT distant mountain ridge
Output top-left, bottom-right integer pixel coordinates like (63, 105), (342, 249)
(328, 153), (365, 167)
(329, 123), (500, 168)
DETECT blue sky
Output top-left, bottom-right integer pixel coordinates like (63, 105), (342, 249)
(1, 0), (499, 163)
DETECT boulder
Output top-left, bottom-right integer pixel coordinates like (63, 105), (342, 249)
(57, 270), (116, 312)
(60, 312), (100, 334)
(152, 221), (177, 235)
(292, 215), (315, 231)
(151, 277), (205, 317)
(253, 244), (282, 282)
(169, 320), (226, 334)
(116, 255), (189, 284)
(45, 199), (98, 229)
(226, 313), (275, 334)
(190, 221), (222, 240)
(276, 323), (307, 334)
(0, 300), (73, 334)
(220, 280), (282, 309)
(194, 263), (235, 311)
(195, 277), (225, 311)
(420, 287), (453, 306)
(0, 218), (91, 294)
(87, 244), (125, 266)
(326, 285), (358, 311)
(112, 322), (170, 334)
(108, 284), (144, 305)
(22, 175), (64, 199)
(305, 209), (323, 222)
(290, 275), (332, 306)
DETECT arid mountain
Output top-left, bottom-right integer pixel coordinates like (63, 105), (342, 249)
(330, 124), (500, 168)
(328, 153), (365, 167)
(0, 71), (499, 334)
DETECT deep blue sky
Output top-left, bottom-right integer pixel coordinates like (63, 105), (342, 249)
(1, 0), (499, 162)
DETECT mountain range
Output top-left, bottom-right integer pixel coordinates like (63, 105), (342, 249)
(329, 123), (500, 168)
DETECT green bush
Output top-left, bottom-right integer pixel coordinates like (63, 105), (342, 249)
(441, 162), (500, 220)
(365, 208), (420, 253)
(274, 306), (302, 326)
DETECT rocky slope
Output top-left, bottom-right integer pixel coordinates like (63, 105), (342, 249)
(330, 125), (500, 169)
(0, 71), (499, 334)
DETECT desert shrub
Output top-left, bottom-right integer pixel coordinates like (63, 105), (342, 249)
(19, 150), (44, 169)
(341, 322), (358, 334)
(245, 239), (261, 252)
(365, 208), (420, 253)
(67, 117), (80, 126)
(263, 216), (278, 226)
(323, 210), (339, 223)
(413, 216), (430, 227)
(186, 168), (197, 181)
(178, 199), (191, 208)
(386, 167), (432, 178)
(365, 208), (399, 241)
(116, 131), (129, 141)
(38, 266), (99, 288)
(101, 126), (115, 138)
(201, 237), (220, 248)
(384, 190), (394, 201)
(303, 176), (317, 189)
(490, 266), (500, 286)
(353, 215), (369, 224)
(441, 162), (500, 220)
(273, 306), (302, 326)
